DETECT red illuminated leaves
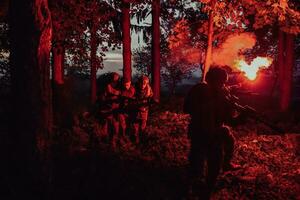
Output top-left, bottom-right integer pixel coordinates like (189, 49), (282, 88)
(242, 0), (300, 34)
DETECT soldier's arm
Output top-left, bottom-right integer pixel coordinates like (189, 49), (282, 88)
(107, 84), (120, 96)
(147, 85), (153, 98)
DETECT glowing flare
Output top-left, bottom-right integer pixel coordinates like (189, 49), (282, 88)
(235, 57), (273, 80)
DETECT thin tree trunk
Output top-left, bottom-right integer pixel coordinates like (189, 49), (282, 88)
(278, 30), (294, 112)
(280, 33), (294, 111)
(9, 0), (52, 198)
(202, 0), (215, 82)
(90, 18), (98, 104)
(52, 45), (67, 127)
(152, 0), (161, 101)
(278, 29), (285, 110)
(122, 0), (132, 82)
(52, 45), (64, 85)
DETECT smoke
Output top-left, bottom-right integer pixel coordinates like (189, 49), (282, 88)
(212, 32), (256, 70)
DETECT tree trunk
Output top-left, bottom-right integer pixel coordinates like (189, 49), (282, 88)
(52, 45), (64, 85)
(202, 0), (215, 82)
(9, 0), (52, 198)
(278, 29), (285, 110)
(90, 18), (98, 104)
(122, 0), (132, 82)
(151, 0), (161, 101)
(278, 30), (295, 112)
(52, 45), (68, 127)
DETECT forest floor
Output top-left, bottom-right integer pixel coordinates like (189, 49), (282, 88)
(49, 97), (300, 200)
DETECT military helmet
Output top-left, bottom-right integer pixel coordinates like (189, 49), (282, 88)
(139, 75), (150, 84)
(111, 72), (120, 80)
(205, 67), (228, 85)
(140, 75), (149, 82)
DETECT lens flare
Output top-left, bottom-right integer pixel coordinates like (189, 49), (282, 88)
(235, 57), (273, 80)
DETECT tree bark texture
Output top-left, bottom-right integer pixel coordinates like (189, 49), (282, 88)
(52, 45), (64, 85)
(90, 17), (98, 104)
(151, 0), (161, 101)
(122, 0), (132, 82)
(9, 0), (52, 198)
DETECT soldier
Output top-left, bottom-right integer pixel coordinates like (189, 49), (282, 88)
(184, 67), (241, 194)
(100, 72), (121, 148)
(132, 75), (153, 144)
(118, 79), (135, 141)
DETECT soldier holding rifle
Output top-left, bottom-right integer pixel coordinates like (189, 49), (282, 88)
(132, 75), (154, 144)
(184, 67), (241, 194)
(99, 72), (121, 148)
(118, 79), (135, 141)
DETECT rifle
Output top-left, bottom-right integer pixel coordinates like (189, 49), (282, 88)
(234, 103), (285, 134)
(97, 96), (158, 117)
(224, 85), (285, 134)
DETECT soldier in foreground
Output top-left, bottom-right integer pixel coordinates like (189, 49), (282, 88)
(132, 75), (153, 144)
(184, 67), (241, 196)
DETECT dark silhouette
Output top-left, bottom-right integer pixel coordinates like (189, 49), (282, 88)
(184, 67), (241, 198)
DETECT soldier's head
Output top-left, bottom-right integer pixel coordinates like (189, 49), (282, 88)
(139, 75), (150, 90)
(123, 80), (131, 90)
(205, 66), (228, 88)
(111, 72), (120, 83)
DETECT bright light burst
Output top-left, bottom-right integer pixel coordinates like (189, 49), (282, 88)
(235, 57), (273, 80)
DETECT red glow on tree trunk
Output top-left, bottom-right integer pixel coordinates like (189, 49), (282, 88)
(9, 0), (52, 197)
(152, 0), (161, 101)
(122, 0), (131, 82)
(90, 18), (98, 104)
(52, 46), (64, 85)
(278, 30), (294, 112)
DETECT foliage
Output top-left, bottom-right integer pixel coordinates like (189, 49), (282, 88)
(196, 0), (248, 45)
(49, 0), (121, 75)
(133, 45), (197, 95)
(132, 1), (202, 94)
(241, 0), (300, 34)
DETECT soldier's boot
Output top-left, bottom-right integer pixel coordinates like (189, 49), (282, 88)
(207, 142), (223, 190)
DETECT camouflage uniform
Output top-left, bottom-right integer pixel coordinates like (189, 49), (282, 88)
(133, 76), (153, 144)
(118, 81), (135, 139)
(100, 73), (121, 148)
(184, 67), (237, 190)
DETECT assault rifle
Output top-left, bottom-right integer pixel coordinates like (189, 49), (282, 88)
(232, 102), (285, 134)
(98, 96), (158, 117)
